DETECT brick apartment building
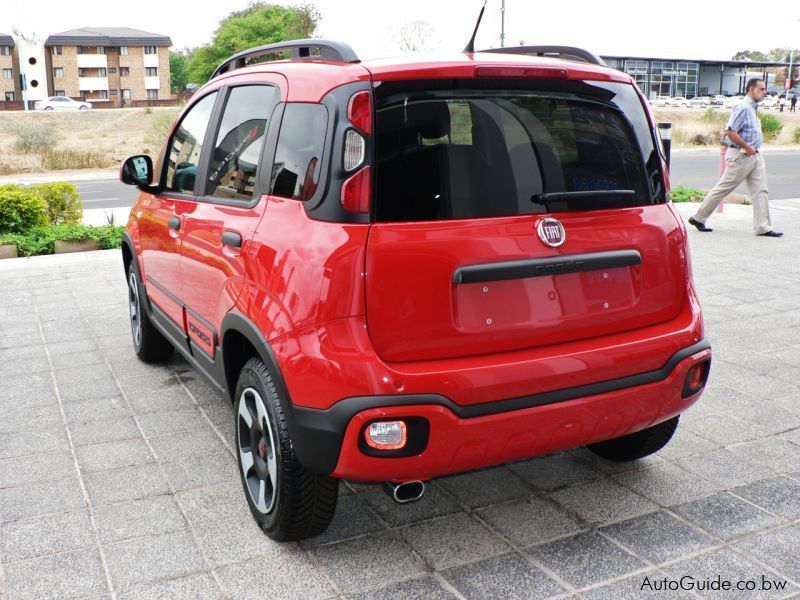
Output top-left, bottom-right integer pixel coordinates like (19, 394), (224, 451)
(0, 33), (22, 108)
(43, 27), (173, 108)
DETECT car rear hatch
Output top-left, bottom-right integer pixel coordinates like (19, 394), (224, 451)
(365, 75), (684, 363)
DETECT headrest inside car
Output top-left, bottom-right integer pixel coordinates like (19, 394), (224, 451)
(404, 100), (451, 140)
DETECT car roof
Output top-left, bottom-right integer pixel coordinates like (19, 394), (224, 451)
(207, 50), (632, 102)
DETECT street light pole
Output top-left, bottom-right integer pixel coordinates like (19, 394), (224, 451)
(500, 0), (506, 47)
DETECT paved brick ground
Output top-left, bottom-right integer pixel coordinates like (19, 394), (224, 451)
(1, 201), (799, 599)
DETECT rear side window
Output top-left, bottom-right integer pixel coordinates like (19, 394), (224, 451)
(206, 85), (277, 200)
(164, 92), (218, 194)
(270, 103), (328, 200)
(374, 80), (664, 222)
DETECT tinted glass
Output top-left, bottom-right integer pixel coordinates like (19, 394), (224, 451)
(206, 85), (277, 200)
(374, 80), (664, 222)
(164, 92), (217, 193)
(271, 103), (328, 200)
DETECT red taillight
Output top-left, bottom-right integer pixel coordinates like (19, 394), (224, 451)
(341, 166), (371, 213)
(347, 90), (372, 135)
(688, 363), (705, 389)
(474, 66), (568, 79)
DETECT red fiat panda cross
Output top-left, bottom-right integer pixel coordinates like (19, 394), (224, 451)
(120, 40), (710, 541)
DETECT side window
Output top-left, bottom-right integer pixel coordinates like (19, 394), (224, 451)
(164, 92), (217, 194)
(271, 103), (328, 200)
(206, 85), (277, 200)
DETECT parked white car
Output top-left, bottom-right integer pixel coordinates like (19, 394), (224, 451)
(650, 95), (670, 107)
(667, 96), (690, 107)
(711, 95), (726, 105)
(34, 97), (92, 111)
(689, 96), (711, 107)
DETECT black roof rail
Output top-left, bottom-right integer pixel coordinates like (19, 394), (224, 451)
(480, 45), (606, 66)
(211, 39), (360, 80)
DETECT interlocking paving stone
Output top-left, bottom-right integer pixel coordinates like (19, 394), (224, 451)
(580, 570), (698, 600)
(677, 449), (775, 488)
(175, 482), (253, 527)
(726, 437), (800, 473)
(134, 406), (212, 438)
(475, 496), (584, 547)
(75, 438), (154, 473)
(443, 552), (566, 599)
(401, 513), (510, 571)
(313, 532), (424, 595)
(0, 451), (75, 489)
(216, 552), (336, 599)
(612, 463), (721, 506)
(674, 492), (783, 540)
(83, 463), (170, 506)
(348, 576), (455, 600)
(2, 548), (108, 599)
(104, 530), (205, 590)
(193, 516), (290, 567)
(509, 452), (599, 491)
(735, 526), (800, 582)
(159, 450), (240, 492)
(731, 476), (800, 519)
(116, 573), (223, 600)
(437, 466), (531, 509)
(0, 509), (94, 561)
(599, 510), (716, 565)
(548, 478), (658, 525)
(69, 415), (142, 447)
(527, 531), (647, 590)
(93, 495), (186, 544)
(0, 477), (86, 523)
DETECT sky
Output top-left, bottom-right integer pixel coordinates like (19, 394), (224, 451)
(2, 0), (800, 61)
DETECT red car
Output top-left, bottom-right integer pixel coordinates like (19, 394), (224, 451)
(120, 40), (710, 541)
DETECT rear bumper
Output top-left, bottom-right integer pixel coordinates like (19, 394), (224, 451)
(286, 340), (711, 480)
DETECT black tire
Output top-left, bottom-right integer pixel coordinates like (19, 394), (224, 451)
(588, 416), (679, 462)
(126, 263), (173, 362)
(234, 357), (338, 541)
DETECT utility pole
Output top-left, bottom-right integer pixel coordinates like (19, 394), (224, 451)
(500, 0), (506, 47)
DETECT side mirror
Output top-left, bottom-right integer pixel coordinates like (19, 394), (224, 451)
(121, 155), (156, 190)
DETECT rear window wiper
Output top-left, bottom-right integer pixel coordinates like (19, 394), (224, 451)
(532, 190), (636, 202)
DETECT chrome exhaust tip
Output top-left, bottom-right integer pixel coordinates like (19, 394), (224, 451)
(383, 480), (425, 504)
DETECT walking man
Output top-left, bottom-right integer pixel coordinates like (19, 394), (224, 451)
(688, 78), (783, 237)
(791, 93), (797, 112)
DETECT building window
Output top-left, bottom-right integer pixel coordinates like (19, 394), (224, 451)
(2, 68), (12, 79)
(145, 67), (157, 77)
(120, 67), (130, 77)
(120, 46), (128, 56)
(51, 45), (62, 56)
(99, 90), (108, 100)
(147, 89), (158, 100)
(4, 91), (15, 101)
(144, 46), (157, 55)
(108, 67), (117, 74)
(0, 46), (10, 56)
(109, 89), (117, 95)
(98, 68), (107, 77)
(80, 91), (86, 101)
(53, 67), (64, 78)
(97, 47), (105, 55)
(121, 89), (131, 100)
(77, 46), (84, 54)
(55, 90), (65, 96)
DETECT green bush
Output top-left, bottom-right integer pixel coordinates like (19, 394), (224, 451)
(0, 224), (124, 256)
(758, 114), (783, 141)
(0, 185), (49, 233)
(2, 120), (61, 152)
(34, 182), (83, 225)
(670, 186), (706, 203)
(793, 127), (800, 144)
(40, 149), (110, 170)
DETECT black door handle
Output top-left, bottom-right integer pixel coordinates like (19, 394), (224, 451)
(167, 217), (181, 231)
(221, 231), (242, 248)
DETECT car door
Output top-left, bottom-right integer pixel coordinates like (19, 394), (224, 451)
(138, 90), (219, 327)
(178, 79), (284, 360)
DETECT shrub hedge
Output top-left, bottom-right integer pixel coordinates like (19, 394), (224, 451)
(0, 224), (124, 256)
(0, 182), (83, 233)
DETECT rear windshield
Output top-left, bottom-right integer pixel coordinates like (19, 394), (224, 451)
(374, 79), (665, 222)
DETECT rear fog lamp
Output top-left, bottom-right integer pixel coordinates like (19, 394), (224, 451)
(365, 421), (407, 450)
(682, 359), (710, 398)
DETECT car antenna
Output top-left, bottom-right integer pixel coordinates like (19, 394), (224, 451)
(463, 0), (487, 54)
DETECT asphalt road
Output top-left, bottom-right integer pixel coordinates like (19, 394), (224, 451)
(75, 151), (800, 209)
(670, 151), (800, 200)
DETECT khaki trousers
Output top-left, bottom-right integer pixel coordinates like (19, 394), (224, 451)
(692, 147), (773, 235)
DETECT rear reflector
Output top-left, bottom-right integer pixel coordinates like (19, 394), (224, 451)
(365, 421), (407, 450)
(347, 90), (372, 135)
(343, 130), (365, 171)
(341, 165), (371, 213)
(682, 359), (710, 398)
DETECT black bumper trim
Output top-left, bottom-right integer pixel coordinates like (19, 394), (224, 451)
(290, 338), (710, 475)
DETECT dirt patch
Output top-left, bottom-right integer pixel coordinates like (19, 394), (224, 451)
(654, 108), (800, 147)
(0, 107), (181, 175)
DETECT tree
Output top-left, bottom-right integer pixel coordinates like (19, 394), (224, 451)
(169, 51), (189, 94)
(186, 2), (321, 85)
(393, 20), (438, 53)
(731, 50), (768, 61)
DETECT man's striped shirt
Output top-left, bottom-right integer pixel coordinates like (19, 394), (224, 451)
(725, 96), (762, 150)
